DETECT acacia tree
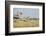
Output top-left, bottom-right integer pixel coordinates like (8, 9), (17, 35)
(14, 12), (20, 19)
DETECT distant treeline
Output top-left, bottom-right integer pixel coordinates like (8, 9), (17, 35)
(14, 17), (20, 19)
(13, 17), (39, 20)
(29, 18), (39, 20)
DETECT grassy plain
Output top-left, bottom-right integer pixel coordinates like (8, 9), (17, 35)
(13, 19), (39, 28)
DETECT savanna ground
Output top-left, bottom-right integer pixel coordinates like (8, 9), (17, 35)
(13, 19), (39, 28)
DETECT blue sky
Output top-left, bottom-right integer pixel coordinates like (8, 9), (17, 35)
(13, 8), (39, 18)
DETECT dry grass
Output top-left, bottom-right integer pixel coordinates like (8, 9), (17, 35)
(13, 19), (39, 28)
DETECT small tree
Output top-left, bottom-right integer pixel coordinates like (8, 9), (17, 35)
(14, 12), (20, 19)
